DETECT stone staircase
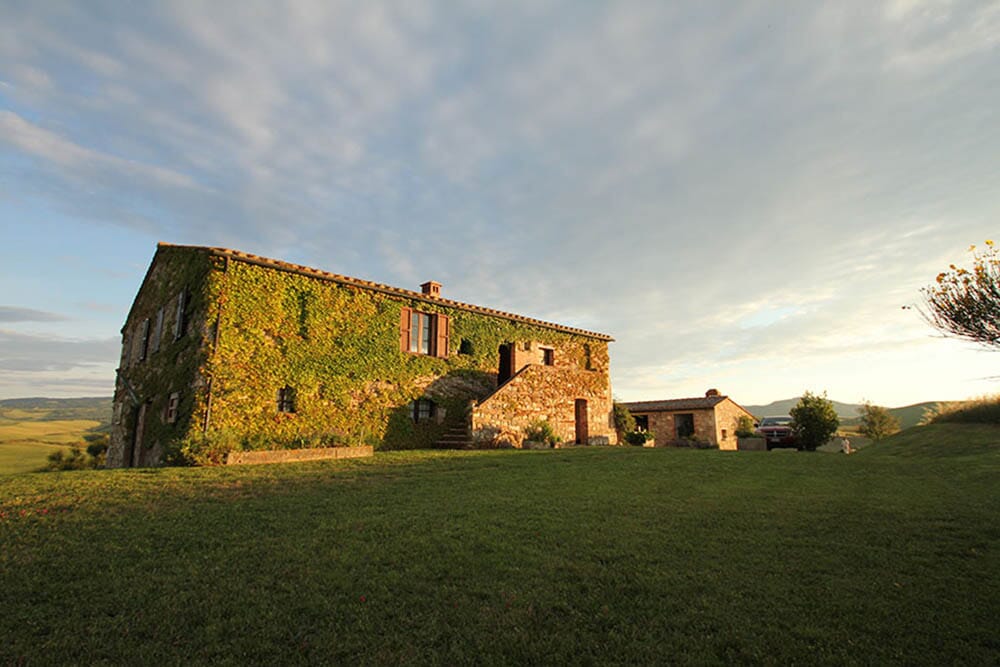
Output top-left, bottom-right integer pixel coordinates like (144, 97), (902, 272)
(434, 421), (473, 449)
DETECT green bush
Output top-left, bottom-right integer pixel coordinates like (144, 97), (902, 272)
(524, 420), (561, 447)
(612, 403), (636, 436)
(43, 433), (110, 471)
(624, 430), (651, 446)
(790, 391), (840, 451)
(673, 436), (716, 449)
(858, 402), (901, 441)
(44, 446), (92, 471)
(920, 394), (1000, 425)
(735, 415), (757, 438)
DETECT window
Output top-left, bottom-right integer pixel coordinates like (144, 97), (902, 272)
(174, 290), (188, 340)
(138, 319), (150, 361)
(399, 307), (449, 358)
(634, 415), (649, 432)
(277, 386), (296, 413)
(583, 343), (593, 370)
(721, 428), (728, 440)
(152, 308), (165, 353)
(411, 311), (433, 354)
(165, 392), (180, 423)
(542, 348), (554, 366)
(676, 413), (695, 438)
(458, 338), (474, 355)
(411, 399), (435, 423)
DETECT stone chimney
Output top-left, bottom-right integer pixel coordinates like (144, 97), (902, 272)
(705, 388), (720, 397)
(420, 281), (441, 297)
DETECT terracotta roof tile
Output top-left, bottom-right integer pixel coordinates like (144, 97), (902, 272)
(622, 396), (729, 412)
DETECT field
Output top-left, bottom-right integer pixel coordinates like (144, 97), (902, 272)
(0, 397), (111, 474)
(0, 419), (103, 474)
(1, 424), (997, 664)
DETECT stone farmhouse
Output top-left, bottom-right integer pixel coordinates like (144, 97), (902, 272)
(108, 243), (616, 467)
(622, 390), (754, 451)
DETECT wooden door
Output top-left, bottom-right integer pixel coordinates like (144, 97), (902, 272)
(575, 399), (589, 445)
(131, 401), (149, 467)
(497, 343), (513, 386)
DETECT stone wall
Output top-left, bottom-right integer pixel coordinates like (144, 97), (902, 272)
(471, 364), (615, 448)
(108, 247), (214, 467)
(226, 445), (373, 465)
(712, 399), (755, 451)
(110, 244), (616, 465)
(637, 409), (717, 448)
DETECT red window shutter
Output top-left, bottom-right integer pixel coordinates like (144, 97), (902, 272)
(399, 307), (412, 352)
(435, 313), (450, 358)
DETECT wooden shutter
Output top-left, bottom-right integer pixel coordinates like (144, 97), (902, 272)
(139, 319), (150, 360)
(174, 290), (187, 340)
(152, 308), (164, 353)
(435, 313), (450, 358)
(399, 307), (412, 352)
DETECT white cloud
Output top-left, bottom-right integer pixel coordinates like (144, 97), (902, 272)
(0, 111), (198, 189)
(0, 1), (996, 402)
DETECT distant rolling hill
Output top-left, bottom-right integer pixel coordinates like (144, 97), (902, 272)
(742, 398), (939, 430)
(0, 397), (112, 425)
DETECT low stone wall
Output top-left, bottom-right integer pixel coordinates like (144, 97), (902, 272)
(737, 437), (767, 451)
(226, 445), (373, 465)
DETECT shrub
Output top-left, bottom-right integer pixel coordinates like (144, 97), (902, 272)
(44, 446), (92, 471)
(735, 415), (757, 438)
(524, 420), (561, 447)
(612, 402), (635, 436)
(790, 391), (840, 451)
(624, 430), (652, 446)
(674, 436), (715, 449)
(83, 433), (109, 467)
(858, 402), (900, 441)
(920, 395), (1000, 425)
(43, 433), (110, 471)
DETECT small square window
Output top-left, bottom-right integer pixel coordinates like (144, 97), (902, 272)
(412, 399), (435, 423)
(277, 386), (297, 413)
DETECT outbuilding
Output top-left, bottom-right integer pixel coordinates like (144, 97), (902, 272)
(622, 389), (755, 451)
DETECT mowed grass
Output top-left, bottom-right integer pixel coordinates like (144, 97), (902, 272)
(1, 426), (998, 665)
(0, 419), (102, 475)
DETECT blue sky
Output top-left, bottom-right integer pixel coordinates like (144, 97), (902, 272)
(1, 1), (997, 406)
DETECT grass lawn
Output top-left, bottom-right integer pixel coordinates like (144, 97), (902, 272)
(1, 425), (997, 664)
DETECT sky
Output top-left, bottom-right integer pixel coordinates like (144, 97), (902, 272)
(0, 0), (998, 407)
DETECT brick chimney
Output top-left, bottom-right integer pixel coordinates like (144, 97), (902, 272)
(705, 388), (720, 397)
(420, 281), (441, 297)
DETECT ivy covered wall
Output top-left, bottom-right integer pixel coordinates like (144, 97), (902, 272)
(110, 244), (615, 465)
(108, 246), (216, 467)
(204, 257), (612, 456)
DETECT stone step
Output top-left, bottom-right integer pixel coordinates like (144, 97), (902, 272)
(435, 424), (473, 449)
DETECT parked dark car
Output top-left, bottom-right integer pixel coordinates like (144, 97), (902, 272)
(756, 416), (799, 450)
